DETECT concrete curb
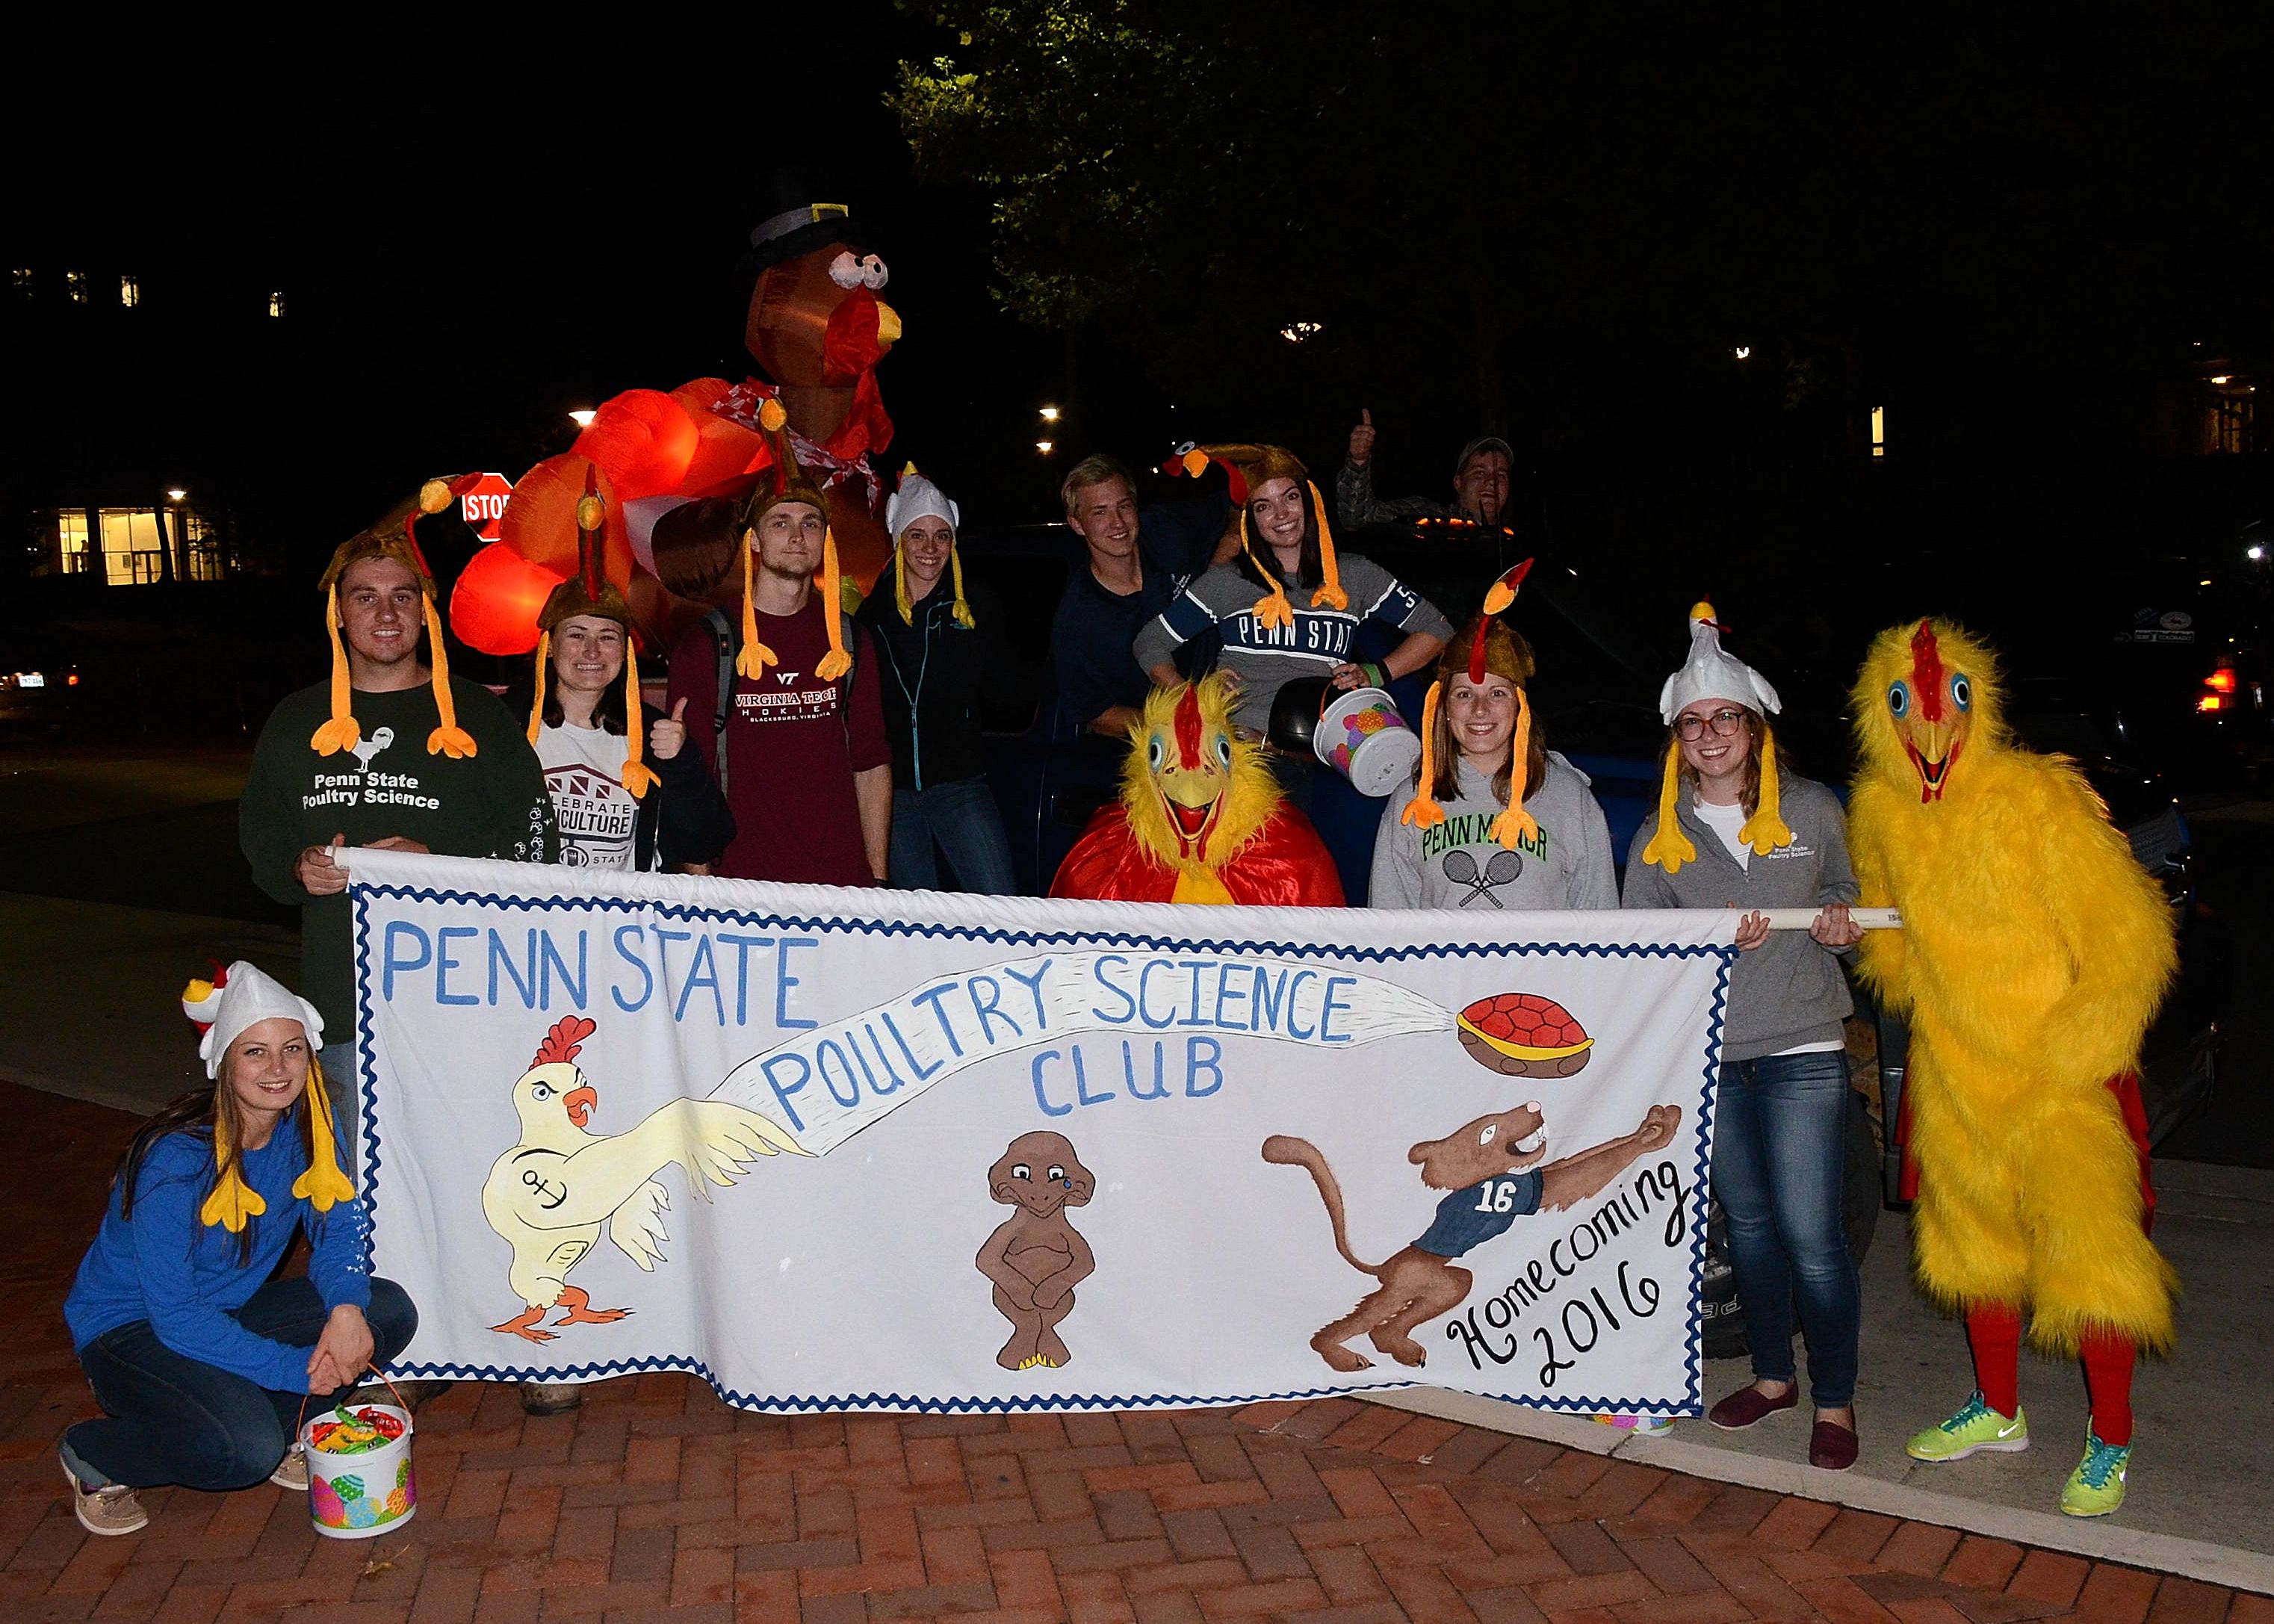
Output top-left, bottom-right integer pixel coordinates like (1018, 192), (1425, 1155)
(1366, 1386), (2274, 1596)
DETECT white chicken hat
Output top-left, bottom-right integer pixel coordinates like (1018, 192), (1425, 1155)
(180, 961), (352, 1230)
(1641, 601), (1794, 875)
(884, 463), (973, 628)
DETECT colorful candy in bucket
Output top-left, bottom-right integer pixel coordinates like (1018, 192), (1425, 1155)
(298, 1384), (416, 1539)
(1313, 687), (1422, 796)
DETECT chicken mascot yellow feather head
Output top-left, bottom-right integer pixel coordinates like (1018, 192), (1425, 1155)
(1852, 617), (2005, 805)
(1120, 672), (1281, 902)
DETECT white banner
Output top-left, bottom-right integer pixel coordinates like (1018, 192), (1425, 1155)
(347, 851), (1735, 1417)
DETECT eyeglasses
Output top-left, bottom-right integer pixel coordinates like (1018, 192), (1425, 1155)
(1674, 707), (1747, 741)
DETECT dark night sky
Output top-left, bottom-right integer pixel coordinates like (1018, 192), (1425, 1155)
(6, 7), (2272, 584)
(4, 10), (1091, 551)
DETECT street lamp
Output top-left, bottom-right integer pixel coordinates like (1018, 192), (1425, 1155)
(568, 408), (597, 429)
(1035, 440), (1055, 455)
(1734, 345), (1752, 360)
(1039, 406), (1060, 424)
(166, 487), (187, 502)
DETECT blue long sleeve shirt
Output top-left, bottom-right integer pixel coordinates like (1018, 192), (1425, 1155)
(64, 1127), (374, 1393)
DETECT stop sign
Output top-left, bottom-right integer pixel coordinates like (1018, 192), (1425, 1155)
(458, 472), (513, 540)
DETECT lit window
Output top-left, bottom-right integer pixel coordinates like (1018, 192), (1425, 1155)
(66, 271), (89, 305)
(97, 509), (167, 586)
(267, 289), (286, 318)
(10, 269), (30, 297)
(1870, 406), (1886, 459)
(120, 275), (139, 309)
(54, 511), (93, 577)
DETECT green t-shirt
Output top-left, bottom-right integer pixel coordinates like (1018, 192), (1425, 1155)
(239, 677), (557, 1037)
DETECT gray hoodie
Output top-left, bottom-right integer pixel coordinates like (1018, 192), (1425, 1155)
(1620, 773), (1857, 1062)
(1370, 754), (1617, 911)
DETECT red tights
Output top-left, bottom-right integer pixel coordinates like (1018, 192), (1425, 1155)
(1965, 1304), (2136, 1446)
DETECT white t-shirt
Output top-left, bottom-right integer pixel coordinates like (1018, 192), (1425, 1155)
(1691, 796), (1751, 869)
(538, 722), (639, 870)
(1691, 793), (1843, 1057)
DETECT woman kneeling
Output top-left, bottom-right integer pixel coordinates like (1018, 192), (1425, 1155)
(59, 961), (418, 1534)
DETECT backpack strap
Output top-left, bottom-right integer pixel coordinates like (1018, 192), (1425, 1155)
(701, 606), (735, 799)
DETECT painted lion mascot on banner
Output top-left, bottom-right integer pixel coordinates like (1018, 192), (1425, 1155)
(1848, 617), (2175, 1518)
(1050, 673), (1345, 906)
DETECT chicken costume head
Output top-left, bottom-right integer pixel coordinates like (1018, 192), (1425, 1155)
(1856, 618), (2001, 805)
(1127, 673), (1276, 881)
(514, 1015), (602, 1148)
(1050, 672), (1343, 907)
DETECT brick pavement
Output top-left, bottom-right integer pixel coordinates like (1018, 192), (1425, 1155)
(3, 1082), (2265, 1624)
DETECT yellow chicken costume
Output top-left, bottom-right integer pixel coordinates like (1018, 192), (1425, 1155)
(1848, 618), (2175, 1516)
(1048, 673), (1344, 906)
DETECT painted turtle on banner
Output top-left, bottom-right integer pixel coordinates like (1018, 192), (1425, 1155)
(1454, 993), (1593, 1078)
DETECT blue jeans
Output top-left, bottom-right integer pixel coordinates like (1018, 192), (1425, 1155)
(889, 778), (1015, 894)
(1711, 1052), (1861, 1408)
(63, 1277), (418, 1491)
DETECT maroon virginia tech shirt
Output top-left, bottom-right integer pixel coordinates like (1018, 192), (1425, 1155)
(669, 594), (890, 886)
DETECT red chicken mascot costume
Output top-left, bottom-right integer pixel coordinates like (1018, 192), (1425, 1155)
(1050, 672), (1343, 907)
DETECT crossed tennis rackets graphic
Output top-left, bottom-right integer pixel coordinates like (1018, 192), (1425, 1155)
(1443, 847), (1523, 906)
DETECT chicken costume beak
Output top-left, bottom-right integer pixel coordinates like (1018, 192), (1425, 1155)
(565, 1084), (598, 1128)
(1903, 719), (1963, 802)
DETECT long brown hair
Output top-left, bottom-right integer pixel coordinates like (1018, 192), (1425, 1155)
(115, 1053), (318, 1264)
(1661, 706), (1774, 816)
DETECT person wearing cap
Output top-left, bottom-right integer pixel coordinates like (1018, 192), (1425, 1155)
(666, 403), (892, 885)
(1133, 444), (1452, 804)
(1621, 602), (1865, 1470)
(58, 963), (418, 1535)
(1369, 568), (1615, 911)
(1336, 411), (1516, 534)
(518, 479), (734, 874)
(1050, 453), (1234, 741)
(239, 485), (557, 1135)
(852, 466), (1018, 893)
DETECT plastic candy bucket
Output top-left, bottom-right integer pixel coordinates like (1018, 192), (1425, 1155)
(300, 1383), (415, 1540)
(1313, 687), (1422, 796)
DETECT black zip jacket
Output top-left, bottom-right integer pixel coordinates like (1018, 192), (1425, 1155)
(854, 578), (1011, 791)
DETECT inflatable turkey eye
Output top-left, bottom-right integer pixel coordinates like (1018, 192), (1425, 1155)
(1147, 736), (1165, 770)
(1951, 673), (1971, 710)
(1888, 681), (1910, 718)
(1214, 736), (1232, 769)
(858, 253), (888, 290)
(827, 250), (865, 289)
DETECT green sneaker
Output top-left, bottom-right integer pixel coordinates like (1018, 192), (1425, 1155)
(1904, 1392), (2030, 1461)
(2060, 1431), (2130, 1516)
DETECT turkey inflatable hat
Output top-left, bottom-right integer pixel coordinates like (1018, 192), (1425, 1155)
(180, 961), (353, 1231)
(525, 468), (660, 800)
(1640, 601), (1793, 874)
(885, 464), (972, 628)
(736, 397), (851, 685)
(313, 477), (486, 761)
(1404, 561), (1540, 849)
(1168, 443), (1348, 629)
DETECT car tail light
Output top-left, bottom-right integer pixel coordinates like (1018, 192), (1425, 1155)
(2197, 692), (2227, 713)
(2206, 665), (2238, 694)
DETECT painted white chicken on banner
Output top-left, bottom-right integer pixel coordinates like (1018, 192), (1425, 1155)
(480, 1015), (809, 1342)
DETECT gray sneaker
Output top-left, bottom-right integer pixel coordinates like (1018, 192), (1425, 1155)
(62, 1459), (148, 1537)
(520, 1381), (583, 1415)
(269, 1445), (309, 1492)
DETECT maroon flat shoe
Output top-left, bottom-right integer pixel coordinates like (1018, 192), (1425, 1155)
(1809, 1419), (1859, 1470)
(1708, 1385), (1799, 1430)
